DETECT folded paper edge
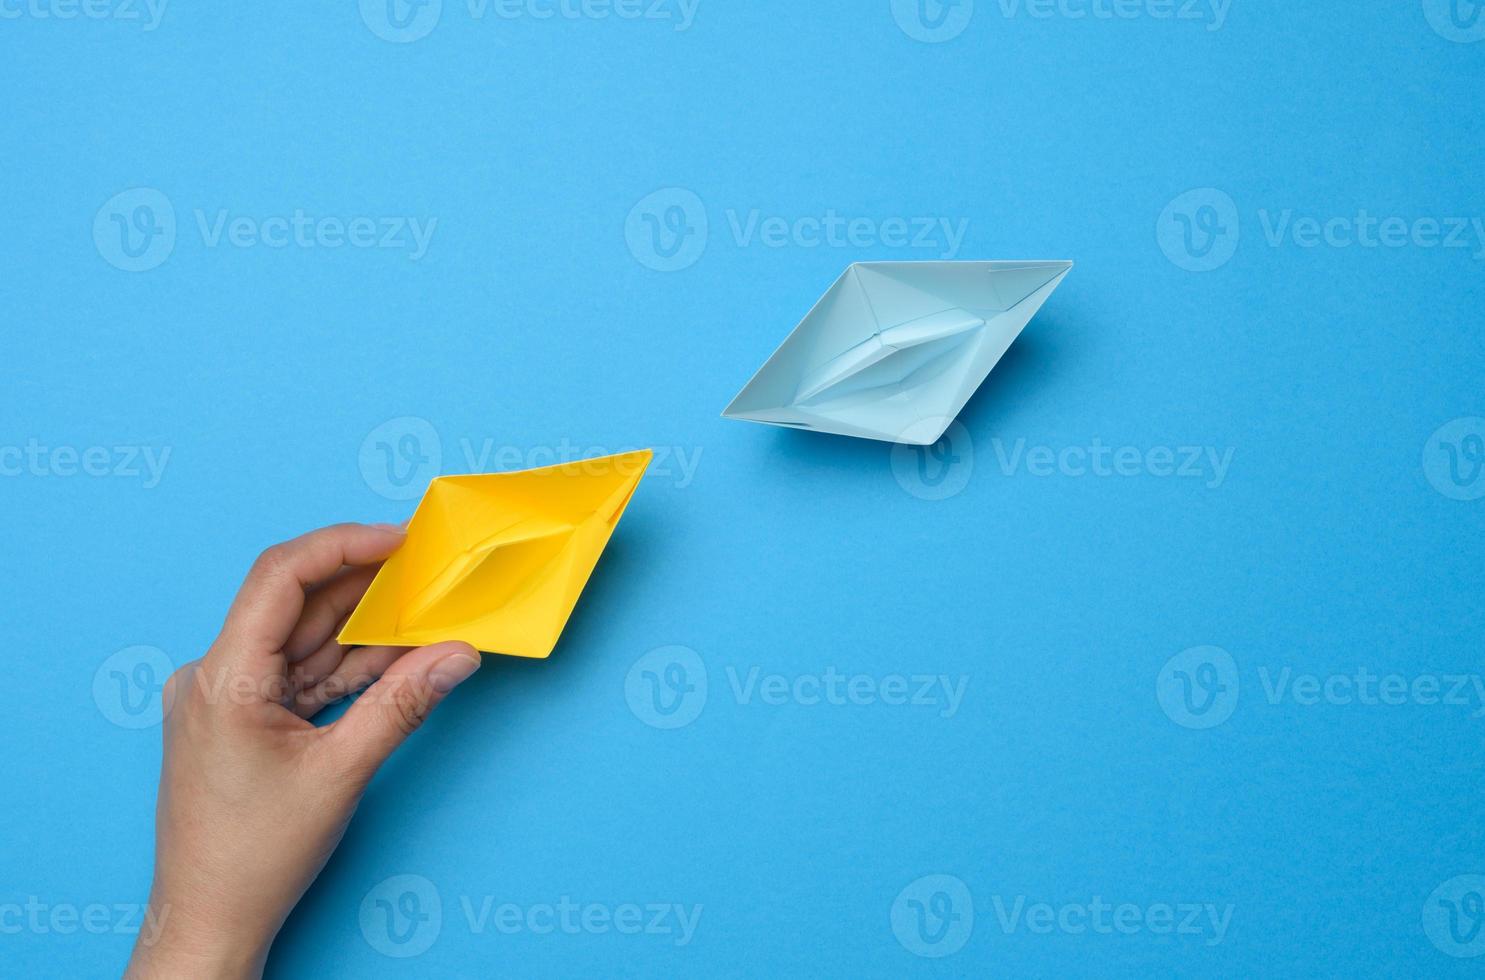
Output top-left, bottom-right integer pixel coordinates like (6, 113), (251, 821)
(336, 447), (655, 657)
(722, 262), (1073, 442)
(722, 261), (1074, 421)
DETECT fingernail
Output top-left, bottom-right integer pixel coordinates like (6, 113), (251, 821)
(428, 650), (481, 695)
(369, 522), (407, 535)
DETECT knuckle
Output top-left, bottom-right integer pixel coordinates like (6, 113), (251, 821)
(161, 661), (198, 710)
(251, 543), (294, 579)
(385, 679), (432, 737)
(260, 673), (292, 705)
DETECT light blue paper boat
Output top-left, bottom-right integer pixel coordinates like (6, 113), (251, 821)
(723, 261), (1072, 445)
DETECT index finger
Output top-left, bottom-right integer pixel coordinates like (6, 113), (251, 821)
(216, 523), (407, 660)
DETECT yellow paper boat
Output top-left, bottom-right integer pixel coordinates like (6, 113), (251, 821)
(340, 449), (652, 658)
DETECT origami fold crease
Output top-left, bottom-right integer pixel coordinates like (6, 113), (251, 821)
(339, 449), (651, 659)
(723, 260), (1072, 445)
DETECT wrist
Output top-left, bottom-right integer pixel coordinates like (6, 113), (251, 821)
(125, 891), (274, 980)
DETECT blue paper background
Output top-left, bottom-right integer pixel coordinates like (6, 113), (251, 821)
(3, 1), (1484, 975)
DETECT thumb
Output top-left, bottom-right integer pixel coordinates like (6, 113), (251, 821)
(327, 641), (481, 779)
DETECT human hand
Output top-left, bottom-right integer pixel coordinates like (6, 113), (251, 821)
(124, 523), (482, 979)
